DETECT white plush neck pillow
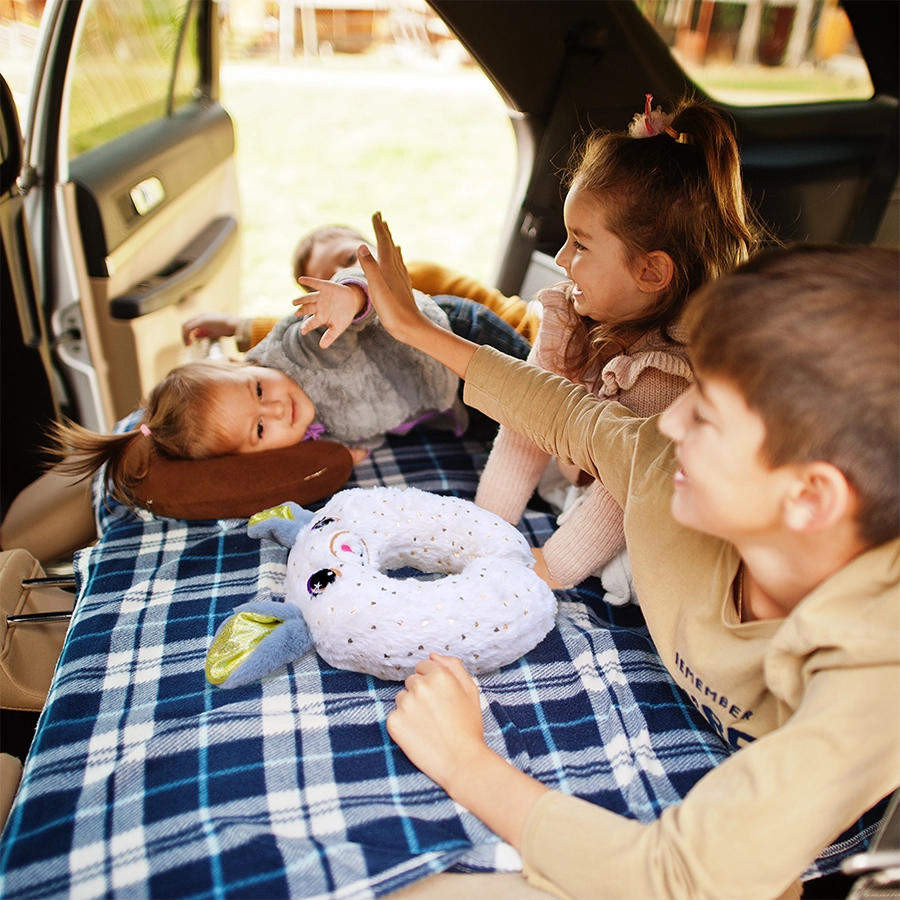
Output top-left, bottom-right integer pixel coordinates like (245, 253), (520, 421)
(284, 486), (558, 680)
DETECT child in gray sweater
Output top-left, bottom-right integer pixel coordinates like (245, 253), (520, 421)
(245, 268), (461, 450)
(46, 268), (461, 509)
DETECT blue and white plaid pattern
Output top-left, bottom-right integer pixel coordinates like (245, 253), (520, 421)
(0, 428), (882, 898)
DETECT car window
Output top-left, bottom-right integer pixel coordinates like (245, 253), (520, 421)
(637, 0), (873, 105)
(68, 0), (201, 158)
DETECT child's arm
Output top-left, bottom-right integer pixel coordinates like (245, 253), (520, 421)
(358, 213), (478, 379)
(474, 302), (563, 524)
(182, 313), (281, 352)
(387, 653), (550, 850)
(393, 651), (897, 899)
(182, 312), (242, 345)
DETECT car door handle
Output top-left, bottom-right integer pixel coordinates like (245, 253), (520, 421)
(109, 215), (238, 319)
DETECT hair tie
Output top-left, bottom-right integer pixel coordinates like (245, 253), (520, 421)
(628, 93), (693, 144)
(664, 124), (694, 145)
(140, 424), (152, 437)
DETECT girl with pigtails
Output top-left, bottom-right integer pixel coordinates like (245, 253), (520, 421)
(475, 94), (767, 593)
(44, 269), (462, 510)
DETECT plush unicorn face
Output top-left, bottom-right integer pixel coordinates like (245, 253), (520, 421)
(284, 488), (558, 680)
(206, 487), (558, 687)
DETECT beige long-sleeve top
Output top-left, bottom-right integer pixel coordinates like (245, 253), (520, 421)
(465, 345), (900, 900)
(475, 285), (692, 588)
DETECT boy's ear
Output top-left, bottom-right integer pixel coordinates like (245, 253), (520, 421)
(783, 462), (857, 534)
(637, 251), (675, 294)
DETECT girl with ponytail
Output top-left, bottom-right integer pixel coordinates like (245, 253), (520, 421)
(475, 94), (768, 593)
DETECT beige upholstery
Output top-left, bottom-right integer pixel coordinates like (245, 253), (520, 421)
(0, 468), (96, 566)
(0, 752), (23, 833)
(386, 872), (557, 899)
(0, 549), (74, 711)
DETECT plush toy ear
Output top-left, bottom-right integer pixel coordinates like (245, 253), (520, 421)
(247, 501), (314, 546)
(205, 601), (314, 689)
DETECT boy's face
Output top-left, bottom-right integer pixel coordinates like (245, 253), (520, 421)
(210, 366), (316, 453)
(304, 235), (373, 282)
(658, 375), (800, 544)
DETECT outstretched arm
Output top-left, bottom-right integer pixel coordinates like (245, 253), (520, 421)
(182, 311), (242, 345)
(358, 212), (478, 379)
(387, 653), (550, 850)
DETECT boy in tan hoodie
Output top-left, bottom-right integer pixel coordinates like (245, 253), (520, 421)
(354, 213), (898, 900)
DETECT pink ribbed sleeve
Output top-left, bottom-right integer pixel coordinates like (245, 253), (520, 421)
(537, 362), (692, 587)
(476, 284), (693, 587)
(474, 285), (572, 523)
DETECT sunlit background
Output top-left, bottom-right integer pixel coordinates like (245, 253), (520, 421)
(1, 0), (872, 319)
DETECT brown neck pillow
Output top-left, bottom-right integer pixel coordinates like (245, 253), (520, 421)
(127, 441), (354, 521)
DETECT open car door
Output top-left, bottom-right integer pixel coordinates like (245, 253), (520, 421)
(1, 72), (59, 519)
(1, 0), (240, 516)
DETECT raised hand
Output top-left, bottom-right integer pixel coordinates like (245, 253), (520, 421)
(357, 212), (422, 340)
(293, 279), (368, 349)
(359, 213), (478, 378)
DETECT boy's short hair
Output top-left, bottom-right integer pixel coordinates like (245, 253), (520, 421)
(291, 225), (368, 283)
(684, 244), (899, 546)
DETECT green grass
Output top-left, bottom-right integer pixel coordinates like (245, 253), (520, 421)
(694, 61), (873, 100)
(219, 54), (517, 318)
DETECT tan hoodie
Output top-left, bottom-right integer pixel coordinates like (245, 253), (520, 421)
(465, 345), (900, 900)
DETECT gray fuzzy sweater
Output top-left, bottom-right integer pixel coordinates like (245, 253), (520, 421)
(246, 271), (460, 449)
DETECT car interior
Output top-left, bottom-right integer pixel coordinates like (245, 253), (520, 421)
(0, 1), (897, 897)
(2, 0), (898, 515)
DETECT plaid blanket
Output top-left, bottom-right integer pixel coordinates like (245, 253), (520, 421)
(0, 428), (881, 899)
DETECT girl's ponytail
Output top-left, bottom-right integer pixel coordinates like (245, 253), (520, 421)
(666, 98), (763, 273)
(47, 420), (150, 508)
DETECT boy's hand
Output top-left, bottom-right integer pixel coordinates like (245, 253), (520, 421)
(360, 211), (478, 379)
(388, 652), (551, 851)
(358, 212), (426, 343)
(294, 280), (367, 349)
(182, 312), (241, 345)
(387, 654), (488, 789)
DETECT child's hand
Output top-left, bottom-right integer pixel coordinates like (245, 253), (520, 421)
(293, 280), (367, 349)
(182, 312), (241, 345)
(390, 652), (552, 850)
(387, 653), (487, 788)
